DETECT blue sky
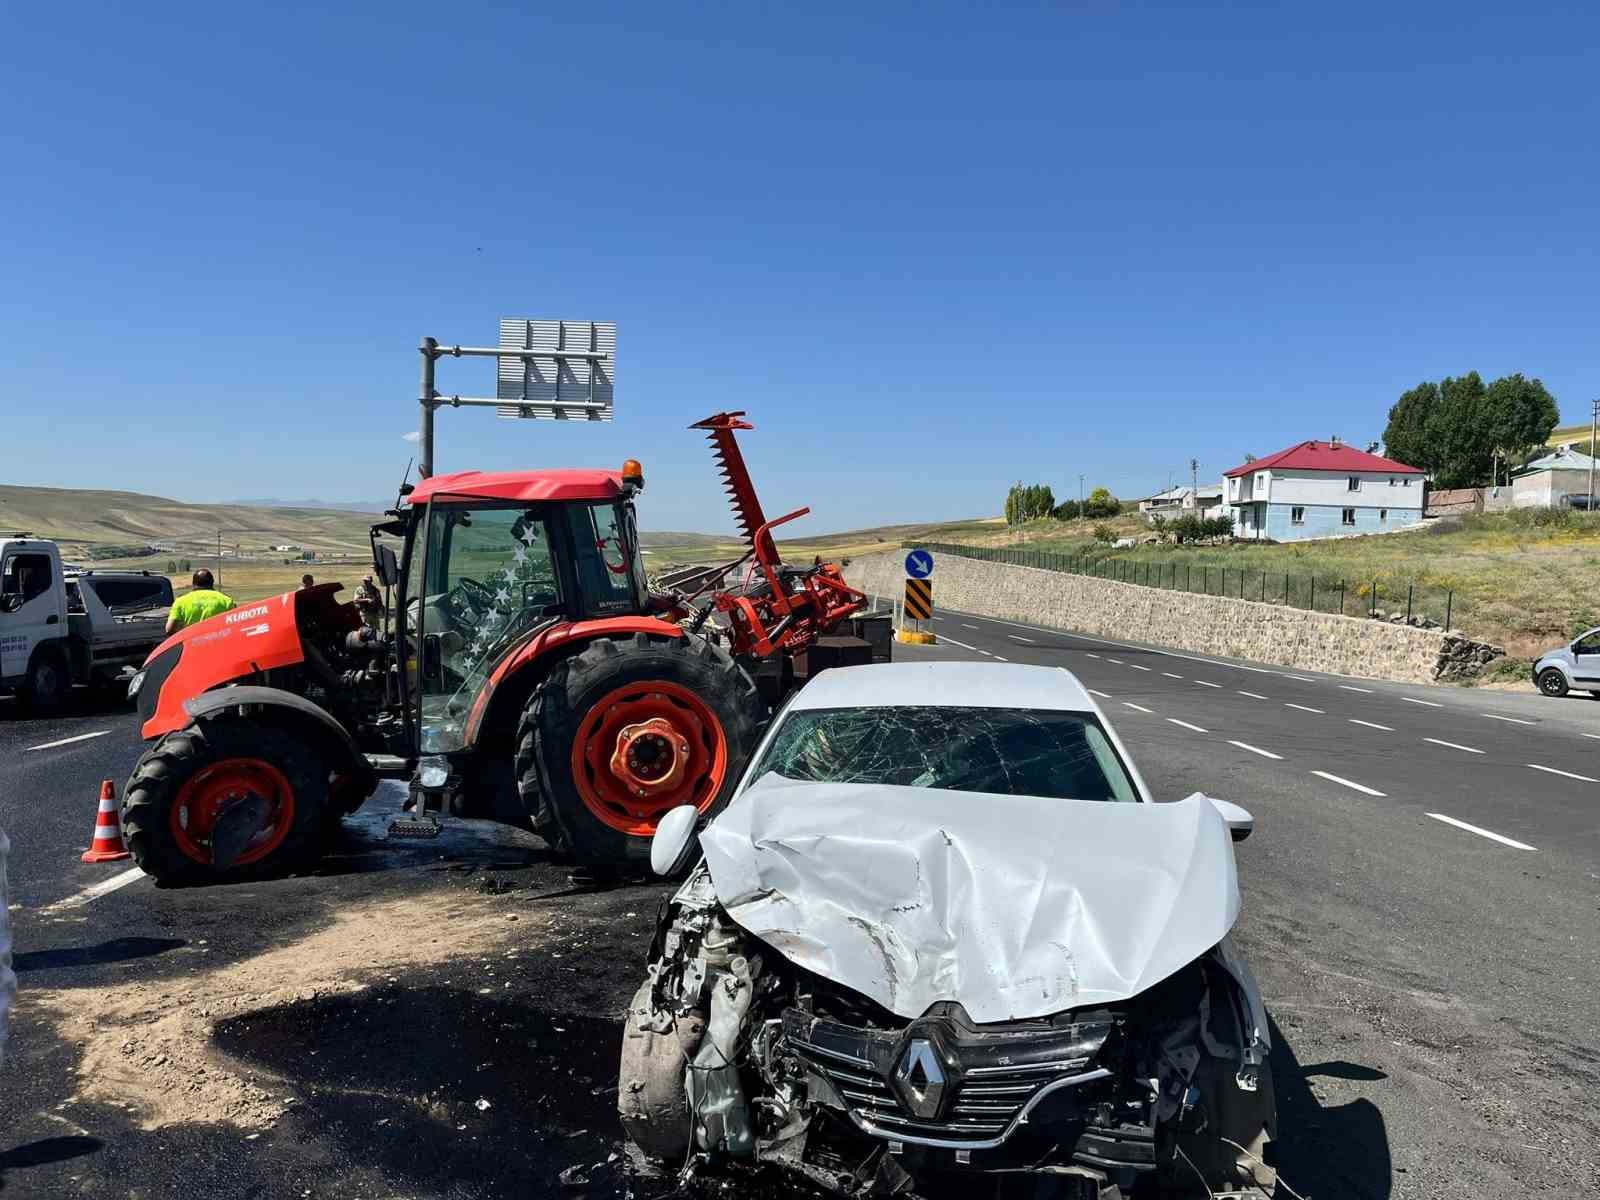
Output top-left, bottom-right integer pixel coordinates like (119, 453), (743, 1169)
(5, 3), (1597, 533)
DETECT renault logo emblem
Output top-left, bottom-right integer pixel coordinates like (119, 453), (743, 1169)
(892, 1037), (947, 1120)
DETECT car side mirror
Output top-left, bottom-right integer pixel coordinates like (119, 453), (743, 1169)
(651, 804), (701, 877)
(1207, 796), (1255, 842)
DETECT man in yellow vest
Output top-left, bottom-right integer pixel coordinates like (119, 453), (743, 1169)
(165, 568), (236, 635)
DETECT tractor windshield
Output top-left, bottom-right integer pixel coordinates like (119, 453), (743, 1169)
(415, 504), (561, 751)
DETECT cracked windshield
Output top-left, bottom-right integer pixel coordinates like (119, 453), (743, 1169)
(750, 705), (1140, 802)
(418, 505), (558, 751)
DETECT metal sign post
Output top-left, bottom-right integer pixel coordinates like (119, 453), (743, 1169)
(416, 319), (615, 478)
(897, 549), (937, 644)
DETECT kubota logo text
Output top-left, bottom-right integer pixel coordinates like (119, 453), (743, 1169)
(225, 605), (270, 625)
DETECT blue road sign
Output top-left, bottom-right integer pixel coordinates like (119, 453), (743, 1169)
(905, 549), (934, 579)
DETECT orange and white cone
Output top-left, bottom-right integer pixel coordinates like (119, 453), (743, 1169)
(81, 780), (131, 863)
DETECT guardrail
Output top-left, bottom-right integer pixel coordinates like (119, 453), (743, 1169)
(908, 541), (1456, 632)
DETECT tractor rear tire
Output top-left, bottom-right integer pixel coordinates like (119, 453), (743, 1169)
(122, 720), (329, 884)
(516, 632), (760, 866)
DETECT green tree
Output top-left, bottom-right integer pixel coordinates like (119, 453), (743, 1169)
(1426, 372), (1491, 487)
(1382, 381), (1439, 472)
(1482, 373), (1559, 477)
(1083, 487), (1119, 519)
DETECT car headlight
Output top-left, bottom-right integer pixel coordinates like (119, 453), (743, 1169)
(126, 669), (147, 701)
(417, 756), (450, 789)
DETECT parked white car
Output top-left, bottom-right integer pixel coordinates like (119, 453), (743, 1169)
(619, 661), (1278, 1198)
(1533, 628), (1600, 698)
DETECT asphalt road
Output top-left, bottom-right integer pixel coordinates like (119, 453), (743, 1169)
(2, 614), (1598, 1199)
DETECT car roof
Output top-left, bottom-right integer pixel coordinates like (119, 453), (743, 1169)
(788, 660), (1095, 712)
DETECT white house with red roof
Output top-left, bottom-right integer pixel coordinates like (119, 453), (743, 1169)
(1223, 439), (1425, 541)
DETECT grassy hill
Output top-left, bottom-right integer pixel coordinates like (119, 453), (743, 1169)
(1544, 423), (1597, 452)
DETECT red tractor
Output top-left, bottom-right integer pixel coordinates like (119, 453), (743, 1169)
(120, 413), (870, 882)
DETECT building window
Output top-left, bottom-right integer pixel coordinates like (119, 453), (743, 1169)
(1403, 477), (1411, 486)
(1347, 476), (1360, 491)
(1380, 508), (1388, 521)
(1342, 507), (1356, 526)
(1291, 506), (1305, 525)
(1388, 477), (1396, 486)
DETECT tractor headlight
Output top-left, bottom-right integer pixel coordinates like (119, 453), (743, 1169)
(126, 669), (147, 701)
(418, 756), (450, 790)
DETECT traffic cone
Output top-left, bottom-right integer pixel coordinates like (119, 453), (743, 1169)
(81, 780), (131, 863)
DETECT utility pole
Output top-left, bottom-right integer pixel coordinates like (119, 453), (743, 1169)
(216, 530), (223, 587)
(1588, 398), (1598, 513)
(1190, 457), (1199, 496)
(1078, 474), (1085, 524)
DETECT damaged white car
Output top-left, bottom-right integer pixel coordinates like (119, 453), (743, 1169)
(618, 661), (1278, 1198)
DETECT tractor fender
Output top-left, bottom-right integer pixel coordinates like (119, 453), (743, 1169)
(464, 616), (686, 751)
(182, 685), (377, 806)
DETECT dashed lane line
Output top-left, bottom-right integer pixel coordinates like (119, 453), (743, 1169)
(1008, 634), (1035, 644)
(1166, 718), (1208, 733)
(1285, 703), (1325, 714)
(1161, 672), (1184, 679)
(1130, 664), (1152, 672)
(991, 655), (1009, 662)
(1585, 733), (1600, 741)
(1424, 737), (1484, 755)
(1237, 690), (1268, 700)
(1483, 714), (1536, 726)
(1311, 770), (1386, 797)
(1085, 652), (1101, 658)
(1122, 702), (1155, 714)
(1349, 718), (1394, 731)
(1401, 697), (1445, 708)
(1526, 763), (1599, 783)
(1426, 813), (1536, 852)
(1282, 674), (1316, 682)
(1105, 657), (1124, 664)
(38, 867), (149, 914)
(932, 633), (984, 654)
(961, 623), (980, 630)
(1228, 740), (1283, 760)
(1087, 689), (1113, 699)
(1338, 685), (1374, 694)
(1195, 680), (1222, 689)
(26, 730), (110, 752)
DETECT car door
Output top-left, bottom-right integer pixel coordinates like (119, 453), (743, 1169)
(0, 549), (63, 682)
(1570, 630), (1600, 690)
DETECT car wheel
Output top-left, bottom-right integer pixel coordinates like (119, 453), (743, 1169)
(19, 648), (70, 715)
(1537, 668), (1569, 698)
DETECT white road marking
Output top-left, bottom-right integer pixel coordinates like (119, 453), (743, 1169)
(1311, 770), (1386, 797)
(1401, 696), (1444, 708)
(38, 867), (148, 914)
(961, 623), (979, 630)
(932, 616), (944, 621)
(1105, 657), (1124, 664)
(1195, 680), (1222, 688)
(1426, 813), (1536, 852)
(1237, 690), (1268, 700)
(932, 633), (984, 654)
(1483, 713), (1536, 726)
(1087, 689), (1112, 699)
(1008, 634), (1034, 644)
(1228, 740), (1283, 760)
(1166, 718), (1208, 733)
(26, 730), (110, 752)
(1349, 718), (1395, 731)
(1526, 763), (1599, 783)
(936, 610), (1281, 675)
(1423, 737), (1484, 755)
(1283, 674), (1316, 682)
(1585, 733), (1600, 741)
(1285, 703), (1325, 714)
(1161, 672), (1183, 679)
(1122, 702), (1154, 714)
(1338, 685), (1374, 693)
(1085, 652), (1100, 658)
(991, 655), (1008, 662)
(1129, 664), (1152, 671)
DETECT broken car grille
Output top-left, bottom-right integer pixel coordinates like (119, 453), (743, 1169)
(782, 1007), (1116, 1147)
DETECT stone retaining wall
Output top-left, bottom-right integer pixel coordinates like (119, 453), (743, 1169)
(846, 551), (1500, 685)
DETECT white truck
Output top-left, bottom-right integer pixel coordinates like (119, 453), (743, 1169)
(0, 534), (173, 712)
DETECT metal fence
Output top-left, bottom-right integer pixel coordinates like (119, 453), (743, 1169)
(909, 542), (1456, 631)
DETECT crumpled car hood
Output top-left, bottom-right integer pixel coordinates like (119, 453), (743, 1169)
(698, 781), (1240, 1023)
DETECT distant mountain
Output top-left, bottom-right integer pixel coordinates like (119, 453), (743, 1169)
(232, 498), (389, 513)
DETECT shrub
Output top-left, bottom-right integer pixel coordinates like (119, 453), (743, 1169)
(1092, 523), (1116, 543)
(1083, 487), (1120, 519)
(1052, 499), (1082, 520)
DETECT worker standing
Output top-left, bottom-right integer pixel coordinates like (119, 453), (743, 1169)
(353, 573), (384, 629)
(165, 569), (236, 635)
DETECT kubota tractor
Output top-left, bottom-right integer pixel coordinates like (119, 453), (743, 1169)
(120, 413), (869, 882)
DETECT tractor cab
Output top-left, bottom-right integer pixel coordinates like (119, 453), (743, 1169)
(383, 462), (650, 756)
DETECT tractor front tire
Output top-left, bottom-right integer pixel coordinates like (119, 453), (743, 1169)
(516, 633), (760, 866)
(122, 720), (330, 884)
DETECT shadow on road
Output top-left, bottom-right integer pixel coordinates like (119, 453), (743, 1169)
(0, 1135), (104, 1190)
(13, 936), (186, 973)
(0, 688), (133, 724)
(1269, 1014), (1393, 1198)
(212, 981), (665, 1198)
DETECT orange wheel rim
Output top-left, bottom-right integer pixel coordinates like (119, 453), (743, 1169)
(171, 757), (296, 866)
(571, 680), (728, 836)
